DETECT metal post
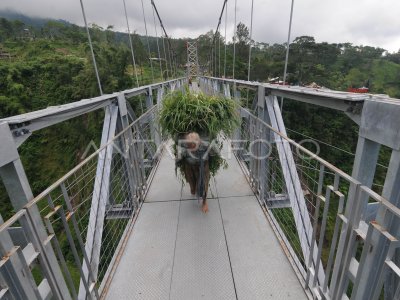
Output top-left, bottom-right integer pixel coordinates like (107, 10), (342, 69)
(233, 85), (241, 142)
(257, 86), (270, 201)
(353, 150), (400, 300)
(265, 95), (325, 283)
(147, 87), (157, 145)
(0, 214), (41, 299)
(78, 104), (119, 299)
(330, 134), (380, 299)
(117, 93), (139, 209)
(0, 123), (71, 299)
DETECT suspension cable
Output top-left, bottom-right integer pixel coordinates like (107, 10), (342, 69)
(210, 48), (213, 76)
(122, 0), (139, 87)
(214, 38), (217, 76)
(210, 0), (228, 77)
(140, 0), (155, 82)
(79, 0), (103, 95)
(223, 0), (228, 78)
(232, 0), (237, 80)
(218, 27), (221, 77)
(151, 0), (178, 78)
(161, 34), (170, 79)
(151, 5), (163, 79)
(281, 0), (295, 110)
(166, 36), (174, 77)
(209, 41), (213, 76)
(247, 0), (254, 82)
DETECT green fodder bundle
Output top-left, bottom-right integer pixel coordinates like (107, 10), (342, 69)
(159, 89), (240, 177)
(159, 89), (240, 139)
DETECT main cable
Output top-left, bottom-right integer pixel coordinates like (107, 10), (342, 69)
(151, 0), (179, 77)
(218, 26), (221, 77)
(210, 0), (228, 77)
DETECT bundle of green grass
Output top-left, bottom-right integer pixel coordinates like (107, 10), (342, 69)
(159, 89), (239, 176)
(159, 89), (239, 139)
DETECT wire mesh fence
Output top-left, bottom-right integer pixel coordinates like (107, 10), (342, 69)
(233, 106), (399, 299)
(0, 106), (164, 299)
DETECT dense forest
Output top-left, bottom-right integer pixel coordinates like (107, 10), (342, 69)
(0, 13), (399, 219)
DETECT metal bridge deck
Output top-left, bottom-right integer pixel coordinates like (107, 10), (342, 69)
(104, 141), (307, 300)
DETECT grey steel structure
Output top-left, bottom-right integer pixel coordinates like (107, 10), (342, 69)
(0, 78), (186, 299)
(1, 76), (400, 299)
(104, 141), (308, 299)
(186, 41), (199, 78)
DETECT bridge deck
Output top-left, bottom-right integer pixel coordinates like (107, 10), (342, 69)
(104, 141), (307, 300)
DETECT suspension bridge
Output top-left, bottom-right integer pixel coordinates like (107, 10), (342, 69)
(1, 1), (400, 300)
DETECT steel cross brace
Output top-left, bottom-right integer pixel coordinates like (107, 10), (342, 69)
(264, 94), (326, 285)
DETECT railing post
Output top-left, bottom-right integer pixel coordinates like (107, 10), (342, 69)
(265, 94), (325, 284)
(154, 86), (164, 148)
(226, 83), (231, 98)
(207, 78), (212, 95)
(233, 83), (241, 143)
(351, 150), (400, 300)
(79, 104), (119, 299)
(257, 85), (270, 201)
(213, 79), (219, 95)
(0, 214), (42, 299)
(117, 93), (140, 208)
(332, 98), (400, 299)
(330, 137), (381, 298)
(0, 123), (71, 299)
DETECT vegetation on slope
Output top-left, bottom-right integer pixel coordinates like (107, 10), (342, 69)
(0, 15), (398, 218)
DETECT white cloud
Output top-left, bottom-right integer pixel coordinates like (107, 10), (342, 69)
(1, 0), (399, 52)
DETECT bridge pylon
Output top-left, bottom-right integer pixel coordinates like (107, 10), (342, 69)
(186, 41), (199, 79)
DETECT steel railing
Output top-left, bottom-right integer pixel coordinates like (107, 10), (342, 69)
(198, 76), (400, 299)
(2, 76), (399, 300)
(233, 106), (400, 299)
(0, 106), (167, 299)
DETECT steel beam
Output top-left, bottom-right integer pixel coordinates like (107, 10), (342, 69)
(78, 104), (119, 299)
(201, 76), (369, 123)
(360, 99), (400, 150)
(0, 78), (185, 148)
(257, 86), (271, 203)
(265, 95), (325, 284)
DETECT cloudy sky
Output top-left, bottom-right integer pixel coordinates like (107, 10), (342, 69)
(1, 0), (400, 52)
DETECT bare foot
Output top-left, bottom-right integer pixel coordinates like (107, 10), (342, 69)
(202, 202), (209, 213)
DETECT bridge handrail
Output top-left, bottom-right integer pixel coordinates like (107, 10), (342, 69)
(0, 78), (186, 299)
(235, 106), (400, 299)
(24, 106), (156, 209)
(200, 76), (400, 299)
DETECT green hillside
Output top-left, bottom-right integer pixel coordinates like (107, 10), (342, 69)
(0, 16), (399, 219)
